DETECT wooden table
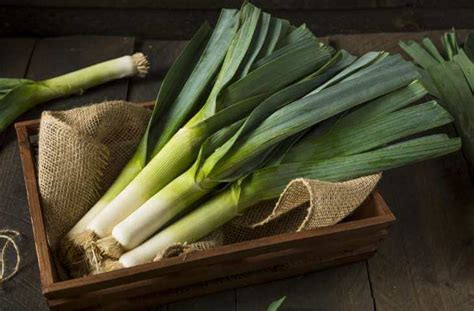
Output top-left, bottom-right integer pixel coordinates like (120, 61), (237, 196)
(0, 32), (473, 310)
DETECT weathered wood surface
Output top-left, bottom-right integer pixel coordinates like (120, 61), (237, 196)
(2, 5), (474, 39)
(331, 32), (474, 311)
(1, 31), (473, 310)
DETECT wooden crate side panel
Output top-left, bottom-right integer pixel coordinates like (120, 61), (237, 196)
(45, 221), (391, 306)
(48, 243), (380, 310)
(15, 124), (57, 285)
(43, 209), (393, 300)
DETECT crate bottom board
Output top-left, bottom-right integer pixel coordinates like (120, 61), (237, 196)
(48, 245), (376, 310)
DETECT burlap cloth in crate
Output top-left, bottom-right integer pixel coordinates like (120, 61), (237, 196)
(37, 101), (380, 262)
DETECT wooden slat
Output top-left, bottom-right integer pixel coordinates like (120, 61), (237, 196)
(15, 124), (56, 286)
(3, 0), (474, 10)
(2, 7), (474, 39)
(374, 154), (474, 311)
(46, 229), (388, 309)
(0, 37), (47, 311)
(128, 40), (188, 103)
(0, 0), (398, 10)
(47, 247), (376, 310)
(237, 261), (375, 311)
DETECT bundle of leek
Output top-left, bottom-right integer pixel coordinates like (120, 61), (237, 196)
(400, 30), (474, 170)
(118, 87), (460, 268)
(0, 53), (149, 134)
(64, 3), (342, 263)
(95, 53), (436, 263)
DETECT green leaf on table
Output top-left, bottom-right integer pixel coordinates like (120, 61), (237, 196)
(267, 296), (286, 311)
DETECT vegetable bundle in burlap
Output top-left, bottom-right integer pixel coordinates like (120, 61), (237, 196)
(38, 101), (380, 267)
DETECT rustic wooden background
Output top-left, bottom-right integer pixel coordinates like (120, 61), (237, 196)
(0, 2), (473, 311)
(1, 0), (474, 38)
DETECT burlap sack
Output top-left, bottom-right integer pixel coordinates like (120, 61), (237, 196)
(38, 101), (151, 248)
(37, 101), (380, 265)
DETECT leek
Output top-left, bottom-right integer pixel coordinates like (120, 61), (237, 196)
(400, 30), (474, 170)
(101, 55), (421, 256)
(65, 22), (218, 238)
(63, 8), (241, 243)
(119, 134), (461, 267)
(118, 87), (455, 266)
(84, 3), (334, 241)
(0, 53), (149, 134)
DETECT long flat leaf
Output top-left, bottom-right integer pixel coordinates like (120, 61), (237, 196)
(465, 33), (474, 61)
(198, 66), (344, 182)
(453, 49), (474, 92)
(210, 60), (420, 181)
(400, 40), (439, 69)
(284, 80), (428, 160)
(219, 39), (330, 107)
(306, 51), (386, 96)
(422, 37), (445, 62)
(189, 4), (261, 122)
(143, 23), (212, 159)
(286, 101), (453, 162)
(236, 12), (271, 78)
(275, 24), (315, 49)
(239, 135), (461, 204)
(150, 10), (240, 155)
(427, 61), (474, 164)
(256, 17), (286, 59)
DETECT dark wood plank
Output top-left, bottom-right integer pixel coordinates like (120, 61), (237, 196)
(0, 36), (134, 310)
(4, 0), (474, 10)
(0, 0), (396, 10)
(328, 32), (474, 311)
(128, 40), (188, 103)
(0, 38), (35, 77)
(166, 291), (235, 311)
(0, 37), (46, 311)
(2, 7), (474, 39)
(327, 30), (471, 57)
(236, 262), (374, 310)
(375, 154), (474, 311)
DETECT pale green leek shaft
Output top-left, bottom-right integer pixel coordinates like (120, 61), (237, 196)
(0, 54), (148, 133)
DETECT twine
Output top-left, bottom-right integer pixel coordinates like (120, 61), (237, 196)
(0, 229), (21, 286)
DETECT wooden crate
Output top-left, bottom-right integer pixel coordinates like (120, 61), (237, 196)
(14, 105), (396, 310)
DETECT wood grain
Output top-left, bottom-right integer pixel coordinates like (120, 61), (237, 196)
(2, 7), (474, 39)
(3, 0), (474, 9)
